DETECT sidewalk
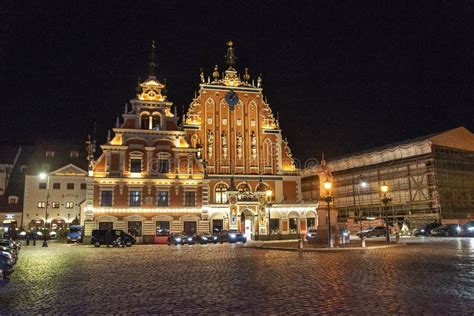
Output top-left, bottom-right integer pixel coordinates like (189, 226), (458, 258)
(245, 237), (407, 252)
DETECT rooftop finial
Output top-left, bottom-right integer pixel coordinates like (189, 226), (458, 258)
(149, 40), (157, 77)
(224, 40), (237, 69)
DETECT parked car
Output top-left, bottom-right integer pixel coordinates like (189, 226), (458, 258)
(305, 228), (318, 242)
(413, 223), (442, 236)
(91, 229), (136, 247)
(66, 225), (83, 243)
(357, 226), (387, 238)
(1, 239), (21, 252)
(461, 221), (474, 236)
(194, 233), (219, 244)
(0, 246), (17, 265)
(431, 224), (461, 237)
(220, 230), (247, 244)
(167, 233), (187, 245)
(0, 251), (15, 277)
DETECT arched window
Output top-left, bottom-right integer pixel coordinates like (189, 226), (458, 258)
(215, 183), (228, 204)
(140, 114), (149, 129)
(264, 138), (273, 168)
(237, 183), (251, 194)
(151, 115), (160, 130)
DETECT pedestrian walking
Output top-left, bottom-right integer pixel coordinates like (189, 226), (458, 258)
(25, 231), (30, 246)
(32, 230), (37, 246)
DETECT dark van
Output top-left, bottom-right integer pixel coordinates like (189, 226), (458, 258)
(91, 229), (136, 247)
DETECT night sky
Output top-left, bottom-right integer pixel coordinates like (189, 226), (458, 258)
(1, 1), (473, 162)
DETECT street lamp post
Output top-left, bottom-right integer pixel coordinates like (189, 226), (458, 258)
(265, 189), (272, 240)
(380, 182), (392, 243)
(323, 179), (334, 248)
(39, 172), (50, 247)
(357, 176), (367, 232)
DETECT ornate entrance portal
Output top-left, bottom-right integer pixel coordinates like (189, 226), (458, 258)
(240, 209), (254, 240)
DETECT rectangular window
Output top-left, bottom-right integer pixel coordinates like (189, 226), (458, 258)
(157, 191), (169, 207)
(53, 183), (61, 190)
(65, 202), (74, 209)
(100, 191), (113, 206)
(99, 222), (113, 230)
(130, 159), (142, 173)
(52, 202), (60, 209)
(156, 221), (170, 236)
(67, 183), (74, 190)
(158, 160), (169, 173)
(39, 182), (47, 189)
(307, 218), (316, 230)
(212, 219), (223, 233)
(37, 201), (46, 208)
(289, 218), (298, 234)
(270, 219), (280, 234)
(129, 190), (141, 206)
(45, 151), (55, 157)
(80, 183), (87, 190)
(184, 191), (196, 207)
(128, 221), (142, 237)
(69, 151), (79, 158)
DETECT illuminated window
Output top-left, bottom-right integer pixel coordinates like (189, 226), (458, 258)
(37, 202), (46, 208)
(215, 184), (228, 204)
(130, 190), (141, 206)
(151, 115), (160, 130)
(65, 202), (74, 209)
(184, 191), (195, 207)
(8, 196), (18, 204)
(156, 221), (170, 236)
(52, 202), (60, 209)
(69, 151), (79, 158)
(157, 191), (168, 207)
(45, 151), (55, 157)
(128, 221), (142, 237)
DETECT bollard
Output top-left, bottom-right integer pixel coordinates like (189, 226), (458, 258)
(361, 236), (366, 248)
(395, 232), (400, 244)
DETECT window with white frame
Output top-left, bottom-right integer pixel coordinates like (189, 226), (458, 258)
(52, 202), (60, 208)
(157, 191), (169, 207)
(100, 191), (113, 206)
(37, 201), (46, 208)
(215, 183), (228, 204)
(129, 190), (141, 206)
(65, 202), (74, 209)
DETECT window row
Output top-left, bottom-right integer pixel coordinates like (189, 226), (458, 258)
(130, 158), (169, 173)
(39, 182), (86, 190)
(100, 190), (196, 207)
(37, 201), (75, 208)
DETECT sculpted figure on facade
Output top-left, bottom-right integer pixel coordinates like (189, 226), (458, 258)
(251, 131), (257, 160)
(236, 132), (243, 160)
(207, 130), (213, 159)
(221, 131), (228, 159)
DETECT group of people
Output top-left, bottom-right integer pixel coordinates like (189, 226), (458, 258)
(24, 230), (39, 246)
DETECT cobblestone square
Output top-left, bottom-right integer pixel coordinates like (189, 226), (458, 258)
(1, 238), (473, 314)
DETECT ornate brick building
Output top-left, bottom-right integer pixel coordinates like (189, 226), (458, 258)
(83, 42), (317, 242)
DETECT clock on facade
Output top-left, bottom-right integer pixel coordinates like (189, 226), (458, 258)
(224, 90), (239, 111)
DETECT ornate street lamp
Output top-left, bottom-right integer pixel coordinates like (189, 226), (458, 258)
(380, 182), (392, 242)
(323, 178), (334, 248)
(39, 172), (50, 247)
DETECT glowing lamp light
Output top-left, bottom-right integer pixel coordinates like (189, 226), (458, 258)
(323, 179), (332, 190)
(265, 189), (273, 198)
(360, 181), (368, 188)
(380, 183), (389, 193)
(88, 170), (94, 177)
(39, 172), (47, 180)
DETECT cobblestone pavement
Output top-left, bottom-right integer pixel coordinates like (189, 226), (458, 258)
(1, 238), (473, 315)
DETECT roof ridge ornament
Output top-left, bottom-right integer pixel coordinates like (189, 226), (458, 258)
(224, 40), (237, 70)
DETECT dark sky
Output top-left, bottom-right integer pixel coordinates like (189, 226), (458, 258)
(1, 1), (473, 162)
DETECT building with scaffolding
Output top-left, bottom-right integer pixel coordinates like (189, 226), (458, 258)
(302, 127), (474, 229)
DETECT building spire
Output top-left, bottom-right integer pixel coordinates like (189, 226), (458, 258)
(224, 41), (237, 70)
(149, 40), (157, 77)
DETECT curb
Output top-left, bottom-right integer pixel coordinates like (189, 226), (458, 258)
(246, 243), (407, 252)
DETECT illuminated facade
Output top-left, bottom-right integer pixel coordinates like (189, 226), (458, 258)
(84, 42), (318, 242)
